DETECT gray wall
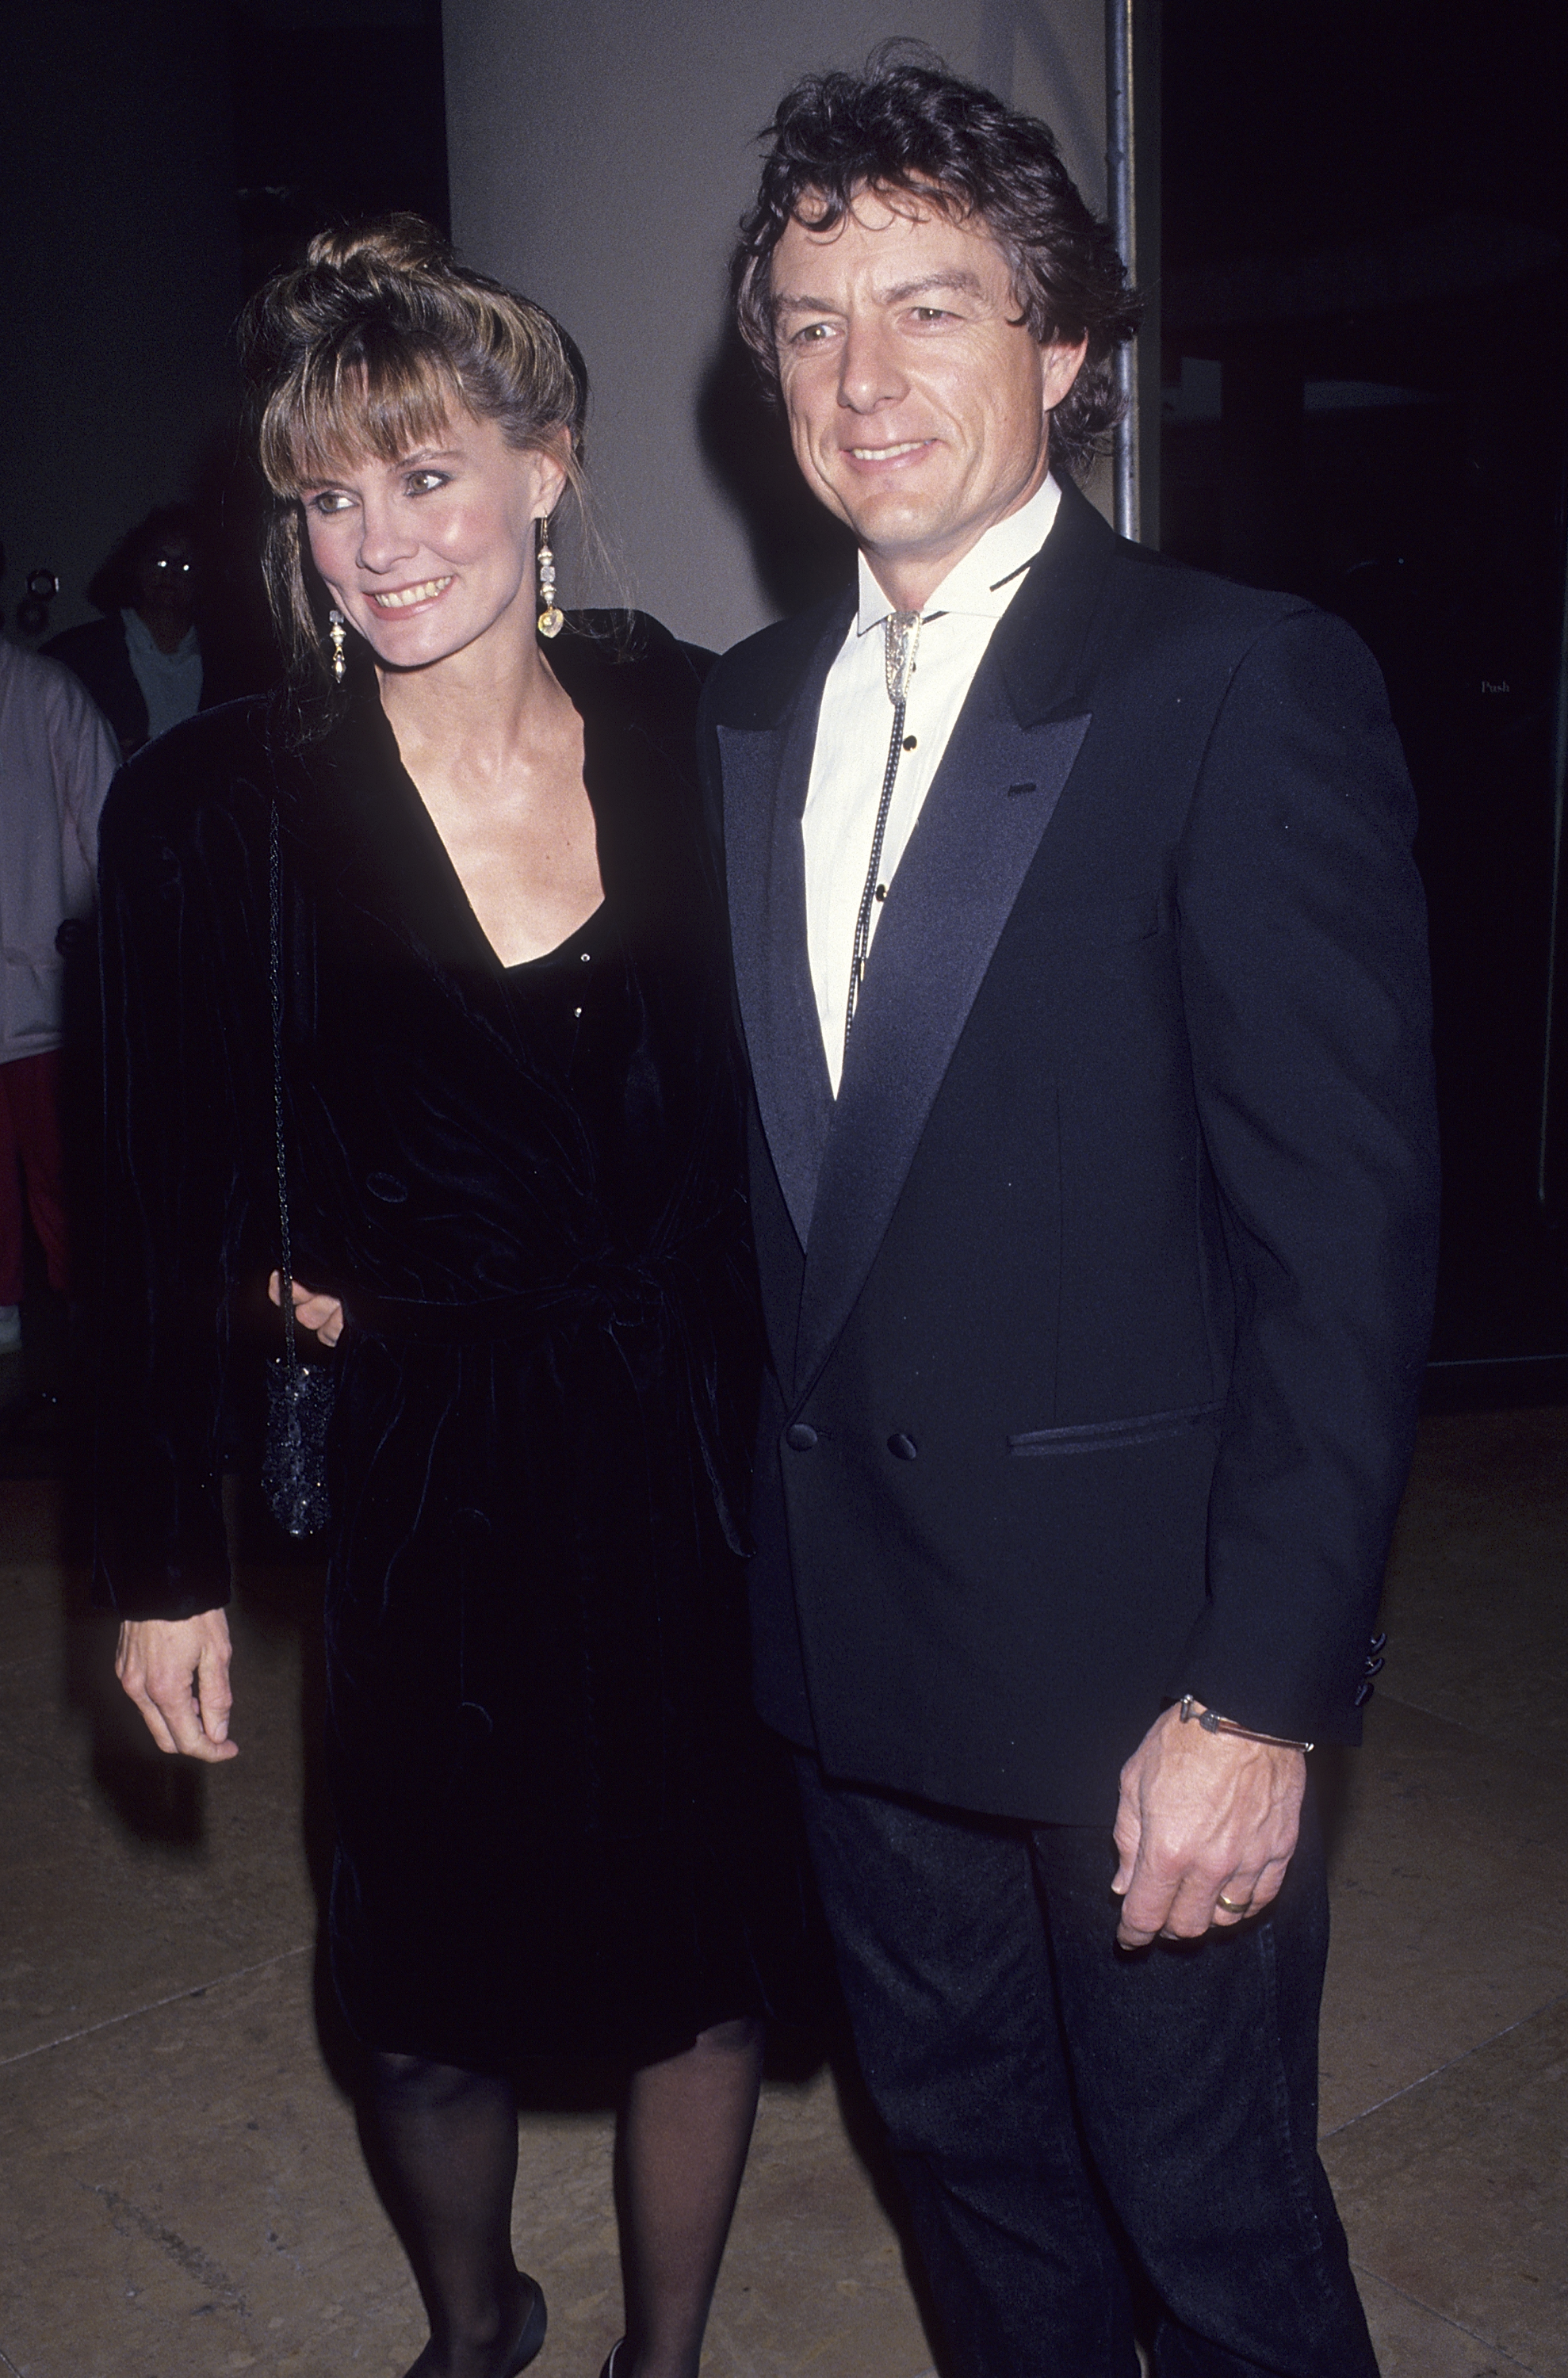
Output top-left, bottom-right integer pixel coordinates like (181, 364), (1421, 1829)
(443, 0), (1110, 650)
(0, 1), (243, 640)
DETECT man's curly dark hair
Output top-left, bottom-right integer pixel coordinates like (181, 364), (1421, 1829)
(732, 46), (1141, 480)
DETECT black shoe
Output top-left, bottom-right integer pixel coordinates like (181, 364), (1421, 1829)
(505, 2277), (549, 2376)
(402, 2282), (548, 2378)
(598, 2342), (626, 2378)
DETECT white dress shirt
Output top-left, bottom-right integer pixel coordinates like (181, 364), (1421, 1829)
(803, 473), (1062, 1090)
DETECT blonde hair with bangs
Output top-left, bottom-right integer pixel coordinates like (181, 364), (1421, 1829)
(240, 215), (589, 690)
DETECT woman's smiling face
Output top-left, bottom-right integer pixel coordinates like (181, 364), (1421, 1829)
(298, 408), (565, 672)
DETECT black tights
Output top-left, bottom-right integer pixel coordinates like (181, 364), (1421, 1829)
(369, 2017), (765, 2378)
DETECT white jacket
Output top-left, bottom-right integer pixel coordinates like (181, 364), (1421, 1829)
(0, 638), (119, 1063)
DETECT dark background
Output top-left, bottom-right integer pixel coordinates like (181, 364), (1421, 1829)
(0, 0), (449, 673)
(230, 0), (449, 291)
(1159, 0), (1568, 1391)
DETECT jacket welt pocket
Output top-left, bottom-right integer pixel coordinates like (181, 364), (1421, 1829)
(1008, 1401), (1223, 1456)
(1037, 894), (1162, 949)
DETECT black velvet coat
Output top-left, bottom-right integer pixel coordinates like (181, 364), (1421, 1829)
(95, 617), (803, 2067)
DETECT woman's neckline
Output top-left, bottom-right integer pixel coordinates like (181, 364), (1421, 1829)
(503, 899), (610, 975)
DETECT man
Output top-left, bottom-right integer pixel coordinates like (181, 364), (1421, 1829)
(698, 52), (1436, 2378)
(44, 506), (205, 759)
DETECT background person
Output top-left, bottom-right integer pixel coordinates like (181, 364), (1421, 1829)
(45, 503), (205, 758)
(98, 218), (806, 2378)
(699, 52), (1437, 2378)
(0, 633), (118, 1356)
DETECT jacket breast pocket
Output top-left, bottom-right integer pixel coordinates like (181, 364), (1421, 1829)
(1008, 1401), (1222, 1456)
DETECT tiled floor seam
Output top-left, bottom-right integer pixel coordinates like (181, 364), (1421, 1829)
(0, 1944), (312, 2070)
(1321, 1984), (1568, 2135)
(1350, 2261), (1539, 2375)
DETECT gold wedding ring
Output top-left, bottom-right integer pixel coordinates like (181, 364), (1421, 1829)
(1215, 1894), (1252, 1915)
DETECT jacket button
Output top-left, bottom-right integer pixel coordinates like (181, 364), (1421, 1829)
(785, 1423), (817, 1451)
(887, 1432), (919, 1461)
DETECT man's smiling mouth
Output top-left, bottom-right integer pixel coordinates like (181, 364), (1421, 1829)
(847, 442), (931, 461)
(369, 577), (453, 610)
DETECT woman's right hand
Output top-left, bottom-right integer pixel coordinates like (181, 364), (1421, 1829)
(267, 1270), (346, 1348)
(116, 1611), (238, 1761)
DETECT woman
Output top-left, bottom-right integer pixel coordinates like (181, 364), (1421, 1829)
(98, 218), (804, 2378)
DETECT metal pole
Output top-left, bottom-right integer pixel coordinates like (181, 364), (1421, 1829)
(1105, 0), (1138, 541)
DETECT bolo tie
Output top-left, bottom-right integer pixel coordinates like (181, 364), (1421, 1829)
(843, 608), (924, 1065)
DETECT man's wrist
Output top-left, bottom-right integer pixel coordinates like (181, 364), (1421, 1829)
(1177, 1694), (1314, 1754)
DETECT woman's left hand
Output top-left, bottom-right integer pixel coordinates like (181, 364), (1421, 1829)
(267, 1271), (346, 1348)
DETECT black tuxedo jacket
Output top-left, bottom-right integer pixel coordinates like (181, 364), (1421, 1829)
(698, 480), (1440, 1826)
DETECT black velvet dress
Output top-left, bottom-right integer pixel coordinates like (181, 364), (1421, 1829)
(94, 616), (808, 2070)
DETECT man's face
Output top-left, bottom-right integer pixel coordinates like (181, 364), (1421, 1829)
(771, 189), (1087, 610)
(136, 536), (197, 624)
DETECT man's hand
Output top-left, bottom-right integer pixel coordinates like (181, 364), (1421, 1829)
(1111, 1700), (1304, 1948)
(267, 1270), (345, 1348)
(115, 1611), (238, 1762)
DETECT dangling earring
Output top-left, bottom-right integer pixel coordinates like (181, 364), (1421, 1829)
(327, 609), (347, 684)
(536, 518), (563, 639)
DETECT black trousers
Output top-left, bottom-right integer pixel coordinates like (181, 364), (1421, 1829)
(794, 1757), (1379, 2378)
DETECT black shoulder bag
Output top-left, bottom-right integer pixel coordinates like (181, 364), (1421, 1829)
(260, 803), (335, 1537)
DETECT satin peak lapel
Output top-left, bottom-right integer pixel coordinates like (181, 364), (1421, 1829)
(796, 679), (1091, 1392)
(719, 622), (843, 1252)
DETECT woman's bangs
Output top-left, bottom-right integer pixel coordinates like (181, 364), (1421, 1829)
(270, 338), (467, 491)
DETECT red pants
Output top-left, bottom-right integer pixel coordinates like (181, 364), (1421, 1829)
(0, 1050), (71, 1302)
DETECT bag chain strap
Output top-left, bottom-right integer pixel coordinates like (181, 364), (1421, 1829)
(269, 803), (299, 1392)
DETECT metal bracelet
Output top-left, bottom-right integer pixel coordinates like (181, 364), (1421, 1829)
(1178, 1694), (1314, 1754)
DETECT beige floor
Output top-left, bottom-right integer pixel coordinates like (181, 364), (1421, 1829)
(1, 1383), (1564, 2377)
